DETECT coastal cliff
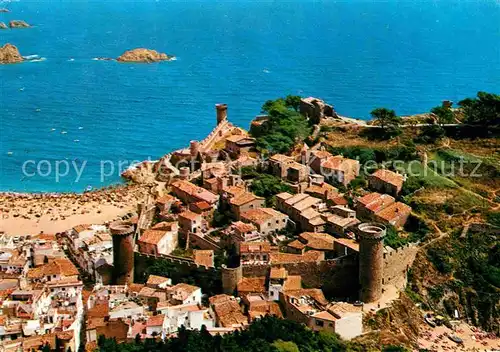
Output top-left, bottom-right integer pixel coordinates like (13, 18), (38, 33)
(117, 48), (174, 63)
(9, 20), (31, 28)
(0, 44), (23, 64)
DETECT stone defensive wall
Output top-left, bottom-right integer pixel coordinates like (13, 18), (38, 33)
(382, 242), (419, 290)
(242, 255), (359, 299)
(136, 251), (217, 271)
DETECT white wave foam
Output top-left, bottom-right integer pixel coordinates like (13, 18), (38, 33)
(23, 55), (40, 60)
(29, 58), (46, 62)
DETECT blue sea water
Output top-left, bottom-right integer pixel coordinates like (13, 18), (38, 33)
(0, 0), (499, 193)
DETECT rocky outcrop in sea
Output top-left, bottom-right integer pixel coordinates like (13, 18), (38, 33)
(0, 43), (23, 64)
(0, 8), (9, 13)
(9, 20), (31, 28)
(0, 22), (7, 30)
(116, 48), (174, 63)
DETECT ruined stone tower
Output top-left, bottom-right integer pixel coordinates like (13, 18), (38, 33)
(216, 103), (228, 125)
(221, 265), (242, 295)
(110, 220), (135, 285)
(358, 222), (386, 303)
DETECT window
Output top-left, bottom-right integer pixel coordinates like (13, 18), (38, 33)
(315, 320), (324, 327)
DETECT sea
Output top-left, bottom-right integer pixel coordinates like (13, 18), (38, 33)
(0, 0), (499, 193)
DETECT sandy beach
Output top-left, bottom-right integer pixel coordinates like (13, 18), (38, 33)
(0, 184), (148, 235)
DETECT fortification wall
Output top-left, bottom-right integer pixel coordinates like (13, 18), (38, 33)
(242, 255), (359, 299)
(383, 243), (418, 290)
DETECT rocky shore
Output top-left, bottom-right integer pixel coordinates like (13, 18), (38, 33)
(0, 184), (148, 235)
(117, 48), (174, 63)
(0, 43), (23, 64)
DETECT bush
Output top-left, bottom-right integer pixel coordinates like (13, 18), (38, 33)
(251, 97), (311, 153)
(415, 125), (445, 144)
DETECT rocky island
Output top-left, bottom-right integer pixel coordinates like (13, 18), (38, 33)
(0, 22), (7, 30)
(0, 8), (9, 13)
(9, 20), (31, 28)
(0, 43), (23, 64)
(116, 48), (174, 63)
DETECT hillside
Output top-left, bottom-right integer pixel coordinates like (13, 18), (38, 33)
(317, 116), (500, 334)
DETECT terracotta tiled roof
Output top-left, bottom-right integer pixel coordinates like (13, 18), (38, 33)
(311, 150), (332, 160)
(276, 192), (293, 201)
(147, 314), (165, 327)
(230, 191), (263, 207)
(299, 232), (335, 251)
(334, 238), (359, 252)
(371, 169), (404, 188)
(241, 208), (286, 226)
(270, 250), (323, 264)
(226, 134), (247, 143)
(171, 180), (218, 204)
(375, 202), (412, 222)
(270, 267), (287, 279)
(193, 250), (214, 267)
(269, 154), (293, 163)
(87, 303), (109, 318)
(282, 275), (302, 291)
(312, 310), (337, 322)
(190, 201), (212, 212)
(146, 275), (170, 286)
(156, 194), (175, 205)
(152, 221), (177, 231)
(169, 283), (200, 301)
(27, 258), (78, 279)
(139, 230), (168, 245)
(239, 241), (271, 253)
(237, 277), (266, 293)
(232, 221), (256, 233)
(285, 288), (328, 306)
(179, 210), (202, 221)
(287, 240), (306, 250)
(357, 192), (395, 213)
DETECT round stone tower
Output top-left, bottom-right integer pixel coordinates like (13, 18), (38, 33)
(216, 104), (228, 125)
(221, 265), (242, 295)
(190, 140), (200, 157)
(110, 220), (135, 285)
(358, 222), (386, 303)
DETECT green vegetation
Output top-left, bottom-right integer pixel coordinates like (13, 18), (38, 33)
(369, 107), (402, 139)
(95, 316), (404, 352)
(326, 144), (418, 165)
(430, 105), (454, 126)
(459, 91), (500, 126)
(251, 97), (311, 153)
(416, 229), (500, 332)
(250, 174), (293, 207)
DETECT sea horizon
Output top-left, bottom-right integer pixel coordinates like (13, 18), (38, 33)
(1, 0), (499, 193)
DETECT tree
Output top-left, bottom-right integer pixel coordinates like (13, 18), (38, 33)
(284, 95), (301, 111)
(252, 97), (311, 153)
(370, 107), (400, 130)
(431, 105), (454, 126)
(272, 340), (300, 352)
(459, 91), (500, 126)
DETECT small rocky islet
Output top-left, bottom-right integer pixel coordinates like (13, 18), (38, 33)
(116, 48), (175, 63)
(8, 20), (31, 28)
(0, 43), (23, 64)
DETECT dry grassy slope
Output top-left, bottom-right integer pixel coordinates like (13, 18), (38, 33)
(321, 124), (499, 334)
(358, 293), (423, 350)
